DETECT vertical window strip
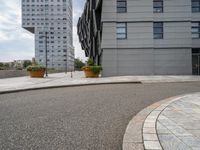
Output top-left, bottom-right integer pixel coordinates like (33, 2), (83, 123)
(116, 23), (127, 39)
(153, 0), (163, 13)
(117, 0), (127, 13)
(192, 22), (200, 39)
(192, 0), (200, 12)
(153, 22), (164, 39)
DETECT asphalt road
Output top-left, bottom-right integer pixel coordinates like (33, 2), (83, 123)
(0, 82), (200, 150)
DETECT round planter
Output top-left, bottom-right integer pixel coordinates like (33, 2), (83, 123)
(29, 70), (45, 78)
(83, 69), (99, 78)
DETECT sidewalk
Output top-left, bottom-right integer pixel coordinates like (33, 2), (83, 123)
(0, 71), (200, 93)
(123, 93), (200, 150)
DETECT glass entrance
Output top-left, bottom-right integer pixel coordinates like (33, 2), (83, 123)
(192, 49), (200, 75)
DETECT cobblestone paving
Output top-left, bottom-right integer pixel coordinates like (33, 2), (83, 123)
(157, 93), (200, 150)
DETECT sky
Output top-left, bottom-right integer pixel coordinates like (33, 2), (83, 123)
(0, 0), (86, 62)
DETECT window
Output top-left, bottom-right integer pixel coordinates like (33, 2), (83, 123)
(192, 22), (200, 38)
(153, 22), (163, 39)
(153, 0), (163, 13)
(192, 0), (200, 12)
(117, 0), (127, 13)
(116, 23), (127, 39)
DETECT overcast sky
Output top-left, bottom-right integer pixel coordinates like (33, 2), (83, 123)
(0, 0), (86, 62)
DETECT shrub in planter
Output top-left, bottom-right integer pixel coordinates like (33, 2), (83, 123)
(27, 65), (46, 78)
(82, 59), (102, 78)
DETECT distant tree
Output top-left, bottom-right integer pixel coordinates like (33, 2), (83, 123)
(0, 63), (4, 68)
(74, 58), (85, 71)
(4, 63), (10, 69)
(23, 60), (32, 69)
(0, 63), (4, 70)
(0, 63), (10, 70)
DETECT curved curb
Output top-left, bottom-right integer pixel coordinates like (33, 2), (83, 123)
(122, 93), (199, 150)
(0, 81), (142, 95)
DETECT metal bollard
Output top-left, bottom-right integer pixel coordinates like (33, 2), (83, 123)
(71, 70), (73, 78)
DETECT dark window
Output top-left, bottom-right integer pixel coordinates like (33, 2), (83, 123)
(153, 22), (163, 39)
(192, 0), (200, 12)
(192, 22), (200, 38)
(153, 0), (163, 13)
(117, 0), (127, 13)
(116, 22), (127, 39)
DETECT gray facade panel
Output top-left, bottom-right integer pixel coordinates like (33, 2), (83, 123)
(102, 48), (192, 76)
(154, 49), (192, 75)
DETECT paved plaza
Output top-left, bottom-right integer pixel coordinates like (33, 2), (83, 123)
(0, 71), (200, 93)
(123, 93), (200, 150)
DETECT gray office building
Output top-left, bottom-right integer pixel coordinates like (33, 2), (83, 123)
(22, 0), (74, 71)
(78, 0), (200, 76)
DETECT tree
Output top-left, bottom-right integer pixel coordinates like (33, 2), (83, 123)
(74, 58), (85, 71)
(0, 63), (4, 70)
(23, 60), (32, 69)
(4, 63), (10, 69)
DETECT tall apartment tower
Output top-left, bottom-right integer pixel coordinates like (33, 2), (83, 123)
(78, 0), (200, 76)
(22, 0), (74, 71)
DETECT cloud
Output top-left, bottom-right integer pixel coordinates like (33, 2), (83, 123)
(0, 0), (87, 62)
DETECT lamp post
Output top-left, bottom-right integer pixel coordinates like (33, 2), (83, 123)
(40, 31), (48, 77)
(45, 31), (48, 77)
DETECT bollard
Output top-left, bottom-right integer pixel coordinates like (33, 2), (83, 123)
(71, 70), (73, 78)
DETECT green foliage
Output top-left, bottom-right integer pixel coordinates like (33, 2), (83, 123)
(0, 63), (4, 67)
(0, 63), (5, 70)
(23, 60), (32, 69)
(74, 58), (85, 70)
(90, 65), (102, 74)
(82, 58), (102, 74)
(4, 63), (10, 68)
(0, 62), (10, 70)
(16, 66), (23, 70)
(86, 58), (94, 66)
(27, 65), (46, 71)
(0, 67), (4, 70)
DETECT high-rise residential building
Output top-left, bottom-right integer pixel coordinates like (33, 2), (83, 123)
(22, 0), (74, 71)
(78, 0), (200, 76)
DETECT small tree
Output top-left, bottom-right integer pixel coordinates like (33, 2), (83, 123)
(74, 58), (85, 71)
(23, 60), (32, 69)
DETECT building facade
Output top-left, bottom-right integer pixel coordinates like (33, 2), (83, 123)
(22, 0), (74, 71)
(78, 0), (200, 76)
